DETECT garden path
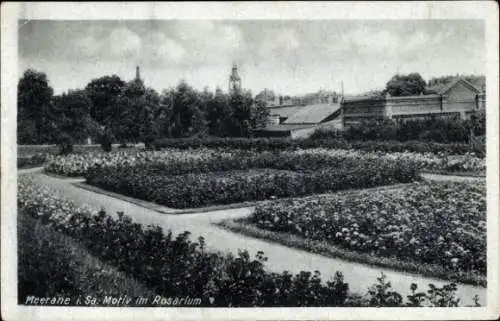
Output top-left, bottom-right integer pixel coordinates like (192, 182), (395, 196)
(19, 167), (487, 306)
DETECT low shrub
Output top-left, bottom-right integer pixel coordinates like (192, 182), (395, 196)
(155, 136), (484, 157)
(17, 153), (50, 168)
(85, 159), (419, 208)
(249, 181), (486, 278)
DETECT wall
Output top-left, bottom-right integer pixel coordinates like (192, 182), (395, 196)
(342, 97), (386, 125)
(342, 82), (484, 124)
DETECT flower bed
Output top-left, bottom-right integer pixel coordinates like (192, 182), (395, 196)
(45, 146), (483, 178)
(18, 153), (52, 169)
(17, 175), (476, 307)
(155, 137), (485, 157)
(248, 181), (486, 280)
(85, 158), (419, 208)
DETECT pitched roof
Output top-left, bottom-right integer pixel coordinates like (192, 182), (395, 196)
(468, 77), (486, 92)
(283, 103), (341, 124)
(267, 105), (306, 119)
(426, 77), (482, 95)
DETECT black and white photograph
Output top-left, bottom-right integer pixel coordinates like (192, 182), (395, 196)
(1, 2), (499, 320)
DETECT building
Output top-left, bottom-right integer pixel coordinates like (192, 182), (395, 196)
(258, 76), (485, 138)
(342, 77), (486, 126)
(256, 103), (342, 138)
(229, 63), (242, 94)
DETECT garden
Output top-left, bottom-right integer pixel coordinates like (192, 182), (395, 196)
(17, 175), (479, 307)
(219, 180), (486, 286)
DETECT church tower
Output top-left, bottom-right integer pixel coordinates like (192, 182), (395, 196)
(135, 66), (141, 82)
(229, 63), (241, 94)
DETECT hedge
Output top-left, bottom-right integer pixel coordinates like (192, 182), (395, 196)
(155, 137), (484, 157)
(85, 159), (419, 209)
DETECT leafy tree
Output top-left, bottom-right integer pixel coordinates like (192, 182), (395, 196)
(17, 69), (56, 144)
(170, 81), (207, 138)
(206, 88), (232, 137)
(385, 73), (426, 97)
(250, 98), (270, 131)
(85, 75), (125, 125)
(53, 90), (97, 144)
(227, 90), (259, 137)
(255, 89), (276, 106)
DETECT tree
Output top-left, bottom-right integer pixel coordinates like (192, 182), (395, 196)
(228, 90), (254, 137)
(169, 81), (207, 138)
(113, 80), (147, 144)
(53, 90), (96, 143)
(250, 98), (270, 131)
(17, 69), (55, 144)
(385, 73), (426, 97)
(255, 89), (276, 106)
(85, 75), (125, 125)
(207, 88), (233, 137)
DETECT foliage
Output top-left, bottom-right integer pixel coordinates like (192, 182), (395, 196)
(250, 181), (486, 277)
(45, 146), (484, 179)
(84, 154), (418, 208)
(385, 73), (427, 96)
(341, 114), (486, 145)
(17, 153), (50, 168)
(17, 69), (57, 144)
(155, 136), (485, 158)
(85, 75), (125, 125)
(18, 205), (81, 302)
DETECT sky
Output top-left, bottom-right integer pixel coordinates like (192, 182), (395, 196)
(19, 19), (485, 96)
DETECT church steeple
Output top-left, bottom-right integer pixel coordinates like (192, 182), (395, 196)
(229, 63), (242, 94)
(135, 66), (141, 81)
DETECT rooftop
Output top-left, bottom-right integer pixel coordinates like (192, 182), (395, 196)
(283, 103), (341, 124)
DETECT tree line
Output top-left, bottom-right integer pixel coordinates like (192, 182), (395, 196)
(17, 69), (269, 151)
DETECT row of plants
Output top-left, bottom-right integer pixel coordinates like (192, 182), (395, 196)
(155, 136), (485, 157)
(17, 153), (51, 169)
(247, 181), (486, 284)
(312, 114), (486, 144)
(18, 207), (154, 305)
(85, 158), (419, 208)
(44, 147), (484, 178)
(17, 175), (477, 307)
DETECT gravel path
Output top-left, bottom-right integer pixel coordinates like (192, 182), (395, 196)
(421, 173), (485, 182)
(20, 168), (487, 306)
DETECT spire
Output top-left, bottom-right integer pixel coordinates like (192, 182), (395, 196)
(135, 66), (141, 81)
(229, 62), (242, 93)
(230, 63), (241, 81)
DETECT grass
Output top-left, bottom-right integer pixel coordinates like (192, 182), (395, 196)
(215, 218), (486, 287)
(18, 209), (156, 306)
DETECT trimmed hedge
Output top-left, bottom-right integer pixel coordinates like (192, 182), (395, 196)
(155, 137), (484, 157)
(85, 159), (419, 209)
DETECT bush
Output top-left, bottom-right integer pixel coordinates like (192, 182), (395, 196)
(85, 157), (419, 208)
(155, 136), (485, 158)
(342, 114), (486, 144)
(249, 181), (486, 278)
(57, 133), (74, 155)
(97, 129), (114, 152)
(17, 153), (49, 168)
(18, 208), (80, 302)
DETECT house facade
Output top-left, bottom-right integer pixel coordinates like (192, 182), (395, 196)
(342, 78), (485, 126)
